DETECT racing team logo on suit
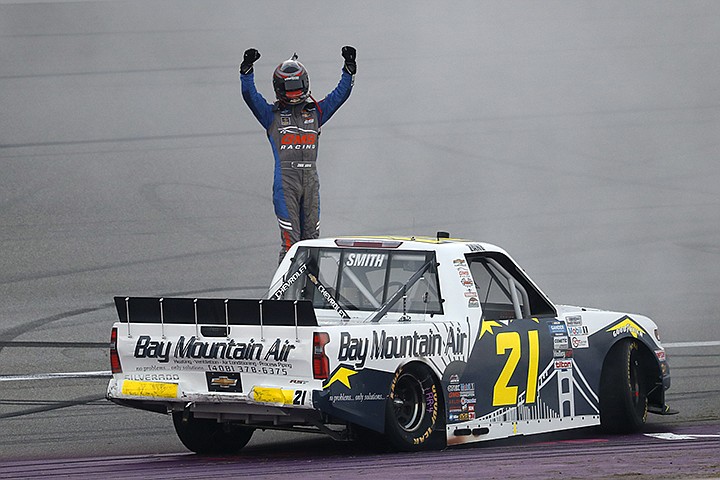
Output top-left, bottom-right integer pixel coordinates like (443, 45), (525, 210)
(279, 126), (317, 150)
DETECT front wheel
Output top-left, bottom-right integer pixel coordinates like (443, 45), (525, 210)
(384, 363), (445, 451)
(172, 411), (254, 454)
(599, 339), (648, 433)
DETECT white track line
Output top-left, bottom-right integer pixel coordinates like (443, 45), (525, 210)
(0, 371), (111, 382)
(663, 341), (720, 348)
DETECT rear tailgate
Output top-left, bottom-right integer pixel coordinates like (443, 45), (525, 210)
(108, 297), (320, 409)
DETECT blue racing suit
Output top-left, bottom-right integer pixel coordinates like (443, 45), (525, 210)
(240, 70), (353, 262)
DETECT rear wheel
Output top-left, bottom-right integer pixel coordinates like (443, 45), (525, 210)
(172, 412), (254, 454)
(384, 363), (445, 451)
(599, 339), (648, 433)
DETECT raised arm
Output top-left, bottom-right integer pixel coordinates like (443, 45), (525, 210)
(239, 48), (274, 129)
(317, 46), (356, 126)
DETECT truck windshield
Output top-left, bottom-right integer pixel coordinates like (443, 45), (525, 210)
(270, 247), (443, 318)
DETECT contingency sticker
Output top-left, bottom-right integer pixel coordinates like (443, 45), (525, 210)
(251, 386), (297, 405)
(454, 258), (480, 308)
(121, 380), (178, 398)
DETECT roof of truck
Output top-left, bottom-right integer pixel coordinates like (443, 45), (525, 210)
(291, 235), (507, 255)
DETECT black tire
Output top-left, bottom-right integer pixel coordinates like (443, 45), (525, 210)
(599, 339), (648, 433)
(384, 363), (445, 451)
(172, 412), (254, 454)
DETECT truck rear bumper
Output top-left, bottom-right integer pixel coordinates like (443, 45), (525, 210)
(107, 380), (331, 432)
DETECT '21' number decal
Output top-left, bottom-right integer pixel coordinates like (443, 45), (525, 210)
(293, 390), (307, 405)
(492, 330), (539, 406)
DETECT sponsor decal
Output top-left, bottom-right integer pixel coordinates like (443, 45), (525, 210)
(553, 349), (573, 359)
(345, 252), (386, 268)
(307, 273), (350, 319)
(270, 262), (307, 299)
(449, 413), (476, 422)
(251, 386), (294, 405)
(467, 244), (484, 252)
(454, 258), (479, 299)
(553, 336), (569, 350)
(565, 315), (583, 326)
(554, 359), (573, 370)
(280, 116), (290, 126)
(210, 377), (236, 388)
(337, 329), (467, 369)
(567, 325), (589, 336)
(548, 321), (567, 336)
(206, 372), (242, 392)
(133, 335), (296, 363)
(571, 336), (589, 349)
(447, 382), (476, 421)
(280, 144), (316, 150)
(121, 379), (178, 398)
(606, 317), (646, 339)
(655, 350), (666, 362)
(278, 127), (318, 150)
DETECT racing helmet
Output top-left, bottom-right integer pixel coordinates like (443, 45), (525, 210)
(273, 54), (310, 104)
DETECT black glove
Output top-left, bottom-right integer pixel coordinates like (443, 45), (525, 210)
(240, 48), (261, 75)
(342, 45), (357, 75)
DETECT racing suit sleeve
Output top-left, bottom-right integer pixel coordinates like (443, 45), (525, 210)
(317, 70), (354, 127)
(240, 72), (274, 130)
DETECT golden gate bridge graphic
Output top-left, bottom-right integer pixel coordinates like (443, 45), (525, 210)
(476, 358), (599, 423)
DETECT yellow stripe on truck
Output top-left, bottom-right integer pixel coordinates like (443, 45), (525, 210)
(121, 380), (178, 399)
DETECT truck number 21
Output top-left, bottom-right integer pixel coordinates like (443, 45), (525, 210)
(492, 330), (539, 406)
(293, 390), (307, 405)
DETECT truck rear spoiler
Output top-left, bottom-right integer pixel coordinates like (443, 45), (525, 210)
(113, 297), (318, 327)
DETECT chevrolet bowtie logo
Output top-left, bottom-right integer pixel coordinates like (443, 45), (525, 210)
(210, 376), (238, 388)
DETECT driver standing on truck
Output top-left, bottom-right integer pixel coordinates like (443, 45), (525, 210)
(239, 46), (356, 263)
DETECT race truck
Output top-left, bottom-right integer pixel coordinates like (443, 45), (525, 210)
(107, 234), (674, 453)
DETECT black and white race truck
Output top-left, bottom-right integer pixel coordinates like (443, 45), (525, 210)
(107, 235), (674, 453)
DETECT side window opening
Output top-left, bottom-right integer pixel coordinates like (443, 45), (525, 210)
(470, 258), (526, 320)
(468, 253), (555, 320)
